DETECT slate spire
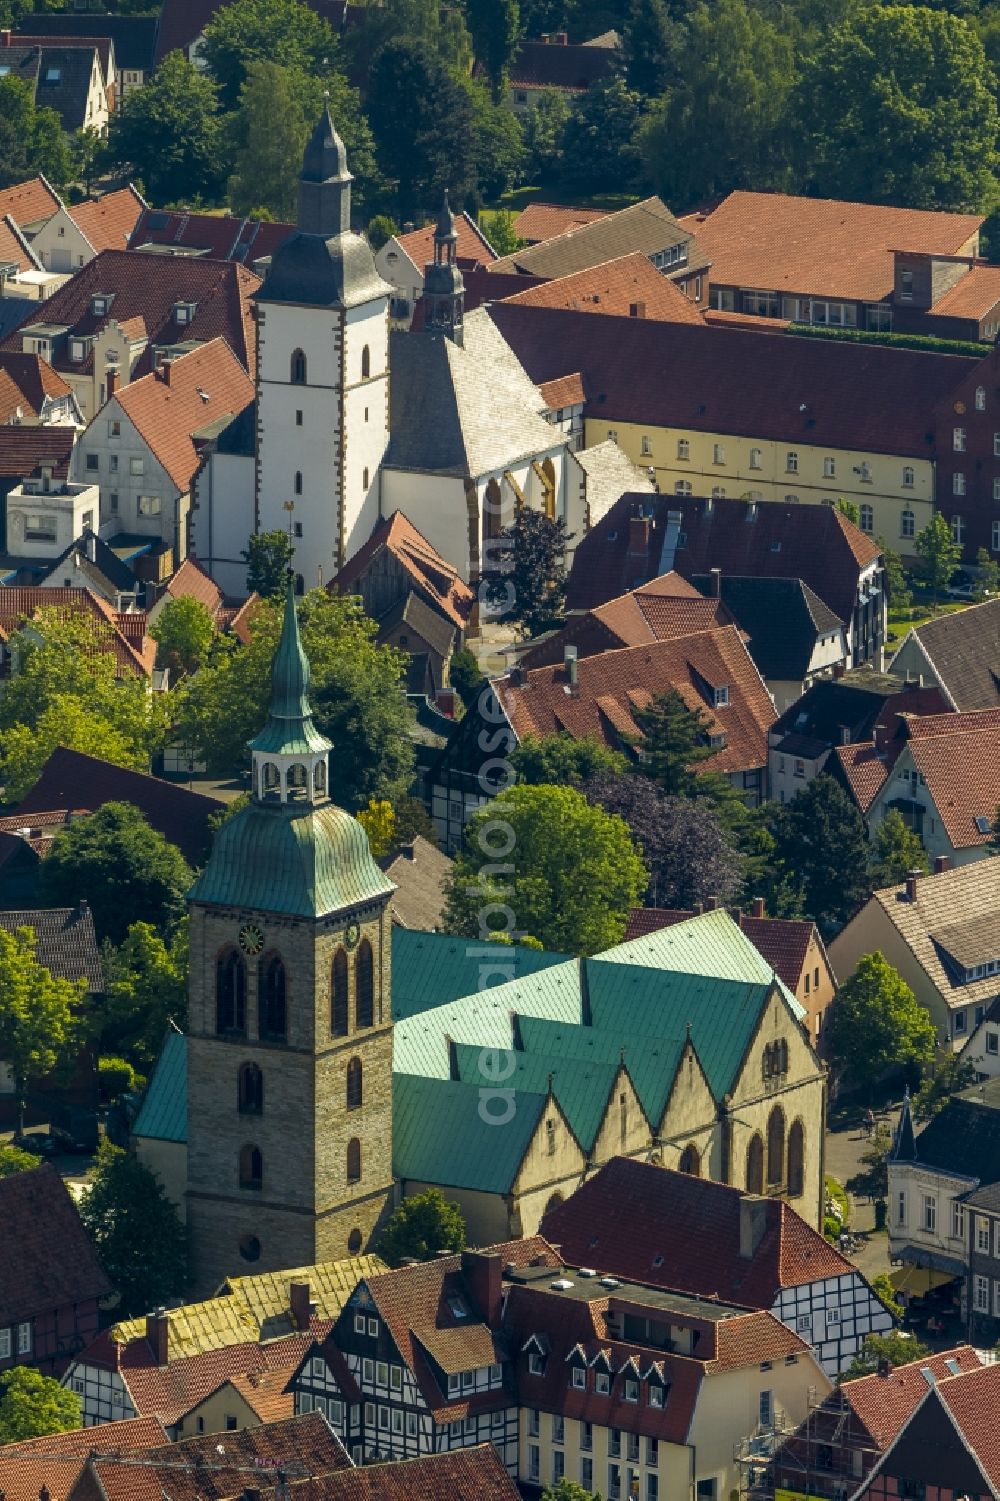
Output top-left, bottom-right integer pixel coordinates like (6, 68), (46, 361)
(298, 98), (353, 237)
(891, 1087), (917, 1161)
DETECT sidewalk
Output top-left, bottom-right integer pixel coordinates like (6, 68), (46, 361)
(824, 1105), (901, 1283)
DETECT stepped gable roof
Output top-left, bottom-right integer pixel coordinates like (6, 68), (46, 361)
(490, 197), (703, 278)
(393, 210), (495, 269)
(0, 904), (102, 990)
(114, 336), (254, 491)
(501, 251), (704, 323)
(0, 349), (73, 419)
(0, 1415), (166, 1501)
(0, 423), (75, 479)
(691, 573), (844, 681)
(496, 627), (776, 774)
(2, 248), (260, 378)
(129, 207), (294, 265)
(0, 1162), (111, 1323)
(17, 745), (224, 863)
(506, 35), (618, 92)
(489, 301), (974, 457)
(332, 509), (473, 630)
(18, 12), (156, 67)
(514, 202), (610, 243)
(71, 185), (146, 253)
(568, 492), (882, 621)
(0, 174), (60, 228)
(688, 190), (983, 304)
(540, 1157), (851, 1304)
(890, 597), (1000, 710)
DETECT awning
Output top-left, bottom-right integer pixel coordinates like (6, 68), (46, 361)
(890, 1264), (960, 1296)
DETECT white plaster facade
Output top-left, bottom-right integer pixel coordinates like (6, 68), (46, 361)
(31, 206), (99, 274)
(190, 446), (255, 598)
(72, 394), (185, 554)
(888, 1157), (973, 1281)
(5, 476), (98, 557)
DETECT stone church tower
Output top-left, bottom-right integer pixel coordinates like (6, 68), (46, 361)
(185, 584), (396, 1291)
(254, 104), (391, 582)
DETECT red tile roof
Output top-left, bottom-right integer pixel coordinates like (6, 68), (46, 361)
(116, 1329), (324, 1427)
(487, 302), (977, 460)
(0, 349), (73, 420)
(502, 252), (705, 324)
(0, 175), (61, 228)
(622, 906), (818, 992)
(690, 190), (983, 304)
(2, 248), (260, 380)
(129, 208), (294, 265)
(519, 576), (736, 670)
(332, 509), (474, 630)
(220, 590), (261, 644)
(514, 202), (611, 244)
(702, 308), (789, 331)
(895, 708), (1000, 850)
(394, 211), (496, 270)
(0, 212), (40, 275)
(115, 337), (254, 491)
(0, 1162), (111, 1325)
(157, 555), (224, 618)
(927, 262), (1000, 321)
(935, 1360), (1000, 1492)
(0, 586), (153, 676)
(0, 1415), (166, 1501)
(540, 1158), (851, 1305)
(188, 1364), (297, 1425)
(567, 494), (882, 628)
(293, 1445), (521, 1501)
(71, 185), (145, 253)
(830, 740), (891, 812)
(707, 1309), (811, 1371)
(538, 371), (585, 408)
(507, 36), (618, 91)
(843, 1345), (982, 1449)
(498, 627), (776, 775)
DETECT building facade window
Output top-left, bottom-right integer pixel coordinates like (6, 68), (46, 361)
(953, 473), (966, 497)
(766, 1105), (785, 1185)
(823, 457), (835, 478)
(901, 508), (915, 539)
(787, 1119), (805, 1197)
(859, 504), (874, 533)
(677, 438), (689, 460)
(332, 948), (349, 1036)
(361, 345), (370, 379)
(746, 1132), (764, 1194)
(675, 480), (692, 496)
(259, 953), (286, 1040)
(291, 349), (307, 383)
(216, 950), (246, 1035)
(902, 466), (914, 487)
(952, 513), (966, 543)
(977, 386), (987, 410)
(239, 1143), (262, 1190)
(713, 443), (725, 464)
(749, 448), (762, 469)
(347, 1137), (361, 1182)
(347, 1056), (363, 1110)
(355, 938), (374, 1028)
(921, 1194), (937, 1232)
(954, 427), (967, 451)
(992, 521), (1000, 552)
(786, 451), (798, 473)
(238, 1061), (263, 1115)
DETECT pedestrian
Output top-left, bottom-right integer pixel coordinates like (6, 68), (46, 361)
(864, 1108), (875, 1139)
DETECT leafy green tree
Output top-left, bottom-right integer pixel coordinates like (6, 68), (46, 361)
(540, 1482), (599, 1501)
(357, 797), (396, 858)
(769, 774), (871, 931)
(915, 512), (962, 607)
(367, 213), (399, 251)
(0, 1368), (80, 1444)
(484, 208), (521, 257)
(623, 0), (680, 95)
(561, 77), (647, 195)
(0, 1142), (41, 1177)
(466, 81), (526, 199)
(98, 1055), (142, 1101)
(101, 921), (189, 1067)
(640, 0), (793, 205)
(201, 0), (336, 106)
(912, 1045), (975, 1120)
(522, 88), (568, 180)
(79, 1141), (187, 1316)
(795, 4), (999, 209)
(74, 126), (104, 196)
(838, 498), (860, 525)
(368, 39), (477, 221)
(444, 783), (648, 953)
(846, 1122), (892, 1200)
(0, 76), (72, 190)
(175, 590), (415, 806)
(879, 538), (913, 615)
(826, 951), (937, 1096)
(843, 1331), (930, 1379)
(871, 1272), (904, 1322)
(466, 0), (520, 100)
(392, 794), (438, 846)
(243, 530), (293, 598)
(975, 545), (1000, 601)
(105, 51), (223, 203)
(449, 645), (487, 712)
(150, 596), (215, 678)
(482, 509), (573, 639)
(0, 927), (83, 1133)
(629, 687), (715, 795)
(40, 804), (193, 946)
(380, 1187), (466, 1265)
(869, 809), (928, 890)
(1, 695), (148, 804)
(511, 732), (628, 785)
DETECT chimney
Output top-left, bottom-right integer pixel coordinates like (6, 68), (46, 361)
(905, 869), (921, 902)
(692, 901), (703, 915)
(877, 1358), (891, 1379)
(160, 359), (172, 386)
(839, 725), (850, 746)
(739, 1196), (768, 1260)
(934, 855), (950, 875)
(554, 29), (568, 41)
(706, 895), (720, 911)
(146, 1308), (169, 1367)
(106, 367), (118, 399)
(86, 531), (97, 562)
(629, 301), (646, 319)
(628, 513), (650, 556)
(289, 1279), (311, 1331)
(461, 1249), (504, 1327)
(564, 643), (578, 689)
(0, 30), (11, 46)
(710, 566), (722, 598)
(751, 896), (765, 918)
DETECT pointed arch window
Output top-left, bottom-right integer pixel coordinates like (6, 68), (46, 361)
(347, 1136), (361, 1183)
(746, 1133), (764, 1195)
(767, 1105), (785, 1186)
(678, 1143), (701, 1177)
(347, 1056), (362, 1110)
(259, 954), (286, 1040)
(238, 1062), (263, 1115)
(361, 345), (370, 379)
(291, 349), (306, 384)
(355, 938), (374, 1028)
(239, 1143), (262, 1190)
(216, 949), (246, 1035)
(331, 947), (349, 1036)
(787, 1119), (805, 1198)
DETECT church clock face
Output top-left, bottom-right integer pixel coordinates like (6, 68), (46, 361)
(345, 921), (361, 950)
(238, 922), (265, 956)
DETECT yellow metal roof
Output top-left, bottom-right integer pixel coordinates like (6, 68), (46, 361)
(112, 1296), (258, 1359)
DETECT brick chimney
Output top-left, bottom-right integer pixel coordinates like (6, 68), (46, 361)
(289, 1279), (312, 1331)
(739, 1196), (768, 1260)
(160, 358), (172, 386)
(564, 643), (578, 694)
(751, 896), (765, 918)
(0, 30), (12, 46)
(905, 869), (921, 902)
(553, 29), (568, 41)
(934, 855), (951, 874)
(146, 1308), (169, 1367)
(628, 514), (650, 556)
(461, 1249), (504, 1327)
(106, 367), (118, 399)
(706, 895), (720, 910)
(710, 566), (722, 598)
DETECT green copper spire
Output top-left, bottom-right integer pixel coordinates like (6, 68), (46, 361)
(248, 579), (331, 760)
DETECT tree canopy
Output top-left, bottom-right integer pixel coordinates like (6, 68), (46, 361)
(367, 39), (477, 221)
(380, 1187), (466, 1266)
(0, 1142), (42, 1177)
(444, 783), (647, 953)
(243, 531), (293, 599)
(768, 775), (871, 932)
(843, 1330), (931, 1379)
(915, 512), (963, 606)
(0, 927), (83, 1131)
(510, 733), (628, 786)
(150, 596), (216, 678)
(482, 510), (573, 640)
(0, 75), (72, 189)
(104, 51), (224, 203)
(0, 1367), (81, 1444)
(101, 922), (189, 1068)
(201, 0), (337, 107)
(79, 1141), (188, 1316)
(825, 951), (937, 1095)
(869, 810), (929, 890)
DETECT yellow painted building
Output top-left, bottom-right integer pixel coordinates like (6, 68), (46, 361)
(586, 417), (934, 555)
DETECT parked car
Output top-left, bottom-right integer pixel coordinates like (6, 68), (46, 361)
(11, 1130), (58, 1158)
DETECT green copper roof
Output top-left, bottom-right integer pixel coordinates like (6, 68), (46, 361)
(248, 580), (331, 758)
(393, 1073), (546, 1192)
(451, 1040), (617, 1152)
(189, 799), (394, 918)
(390, 928), (568, 1021)
(133, 1026), (187, 1144)
(515, 1014), (684, 1129)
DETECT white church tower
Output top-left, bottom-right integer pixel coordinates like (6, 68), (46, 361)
(254, 103), (391, 580)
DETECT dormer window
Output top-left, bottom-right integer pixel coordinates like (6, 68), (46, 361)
(528, 1352), (546, 1376)
(595, 1371), (610, 1393)
(174, 300), (197, 325)
(571, 1366), (586, 1389)
(714, 685), (729, 708)
(91, 295), (110, 315)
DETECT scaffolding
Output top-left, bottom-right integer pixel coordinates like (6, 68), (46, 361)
(736, 1384), (880, 1501)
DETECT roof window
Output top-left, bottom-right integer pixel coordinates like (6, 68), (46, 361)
(44, 66), (61, 81)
